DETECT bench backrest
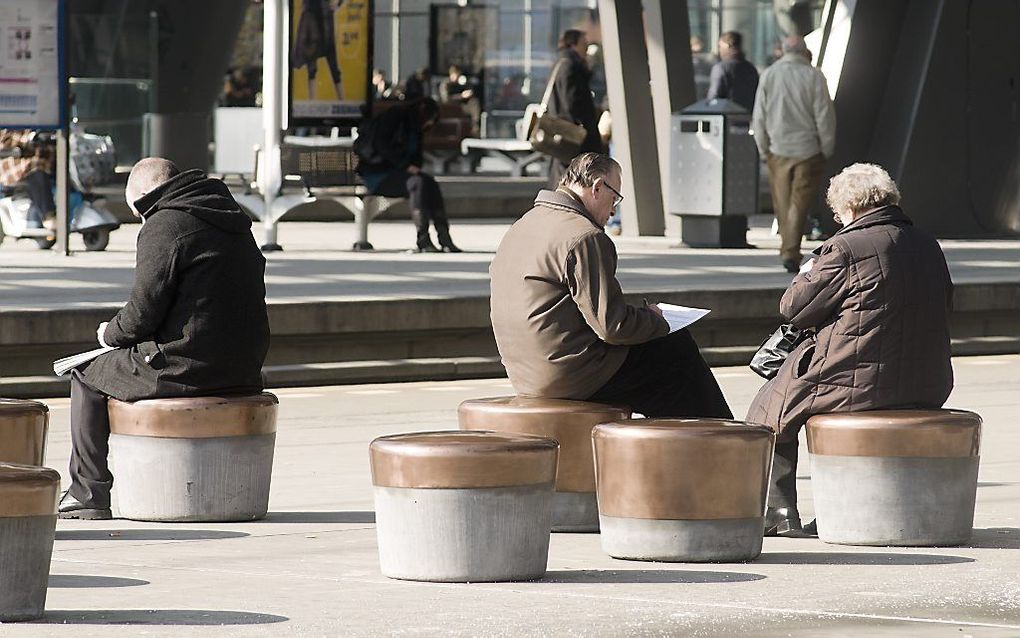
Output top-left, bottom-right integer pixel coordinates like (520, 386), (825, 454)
(279, 144), (360, 188)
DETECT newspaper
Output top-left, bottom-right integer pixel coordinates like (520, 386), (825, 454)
(53, 346), (116, 376)
(656, 303), (711, 333)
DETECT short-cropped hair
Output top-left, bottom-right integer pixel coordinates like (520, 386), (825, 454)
(826, 163), (901, 216)
(782, 36), (808, 54)
(558, 152), (619, 189)
(719, 31), (743, 50)
(126, 157), (180, 211)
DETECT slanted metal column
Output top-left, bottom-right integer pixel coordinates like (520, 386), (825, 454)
(644, 0), (696, 223)
(260, 0), (285, 251)
(598, 0), (665, 236)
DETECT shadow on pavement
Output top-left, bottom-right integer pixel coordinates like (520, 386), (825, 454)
(543, 569), (766, 584)
(757, 552), (974, 565)
(56, 529), (249, 541)
(262, 511), (376, 524)
(48, 575), (149, 588)
(38, 610), (288, 625)
(965, 528), (1020, 549)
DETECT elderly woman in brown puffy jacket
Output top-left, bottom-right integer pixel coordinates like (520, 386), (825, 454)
(746, 163), (954, 536)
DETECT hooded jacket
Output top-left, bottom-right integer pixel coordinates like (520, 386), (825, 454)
(84, 170), (269, 401)
(489, 189), (668, 399)
(745, 205), (953, 438)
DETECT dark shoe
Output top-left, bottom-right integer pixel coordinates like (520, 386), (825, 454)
(764, 506), (803, 536)
(782, 259), (801, 274)
(58, 490), (112, 520)
(440, 243), (462, 253)
(411, 242), (440, 253)
(802, 519), (818, 536)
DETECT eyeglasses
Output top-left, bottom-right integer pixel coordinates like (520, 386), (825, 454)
(603, 181), (625, 207)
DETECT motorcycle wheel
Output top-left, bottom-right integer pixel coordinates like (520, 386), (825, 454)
(82, 229), (110, 252)
(35, 236), (56, 250)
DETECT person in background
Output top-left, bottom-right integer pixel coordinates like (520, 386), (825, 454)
(221, 67), (258, 107)
(0, 129), (55, 230)
(746, 163), (953, 536)
(690, 35), (715, 100)
(439, 65), (481, 135)
(490, 152), (731, 418)
(752, 36), (836, 273)
(707, 31), (759, 111)
(546, 29), (606, 187)
(354, 98), (461, 253)
(372, 69), (396, 101)
(291, 0), (344, 100)
(403, 68), (432, 101)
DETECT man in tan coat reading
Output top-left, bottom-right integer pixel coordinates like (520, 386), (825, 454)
(489, 152), (731, 418)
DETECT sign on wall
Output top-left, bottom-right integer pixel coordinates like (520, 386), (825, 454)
(289, 0), (373, 126)
(0, 0), (65, 129)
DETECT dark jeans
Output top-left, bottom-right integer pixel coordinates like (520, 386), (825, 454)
(587, 329), (733, 419)
(23, 169), (55, 227)
(374, 171), (454, 248)
(68, 369), (113, 508)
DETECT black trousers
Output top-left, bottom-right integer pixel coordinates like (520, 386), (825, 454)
(768, 437), (800, 509)
(374, 171), (454, 248)
(23, 169), (55, 226)
(586, 329), (733, 419)
(68, 369), (114, 508)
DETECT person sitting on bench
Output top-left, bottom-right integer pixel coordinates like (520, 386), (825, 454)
(59, 158), (270, 520)
(489, 152), (732, 418)
(354, 98), (461, 253)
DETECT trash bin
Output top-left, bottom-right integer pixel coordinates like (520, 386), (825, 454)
(669, 98), (758, 248)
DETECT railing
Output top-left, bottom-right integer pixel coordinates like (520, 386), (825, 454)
(69, 77), (154, 170)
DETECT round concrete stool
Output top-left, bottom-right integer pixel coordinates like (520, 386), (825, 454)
(108, 393), (278, 522)
(0, 463), (60, 621)
(458, 397), (629, 532)
(594, 419), (775, 562)
(807, 409), (982, 546)
(370, 430), (559, 582)
(0, 399), (49, 465)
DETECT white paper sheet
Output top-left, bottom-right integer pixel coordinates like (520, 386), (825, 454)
(53, 346), (116, 376)
(656, 303), (711, 333)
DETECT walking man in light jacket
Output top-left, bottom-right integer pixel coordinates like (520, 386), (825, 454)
(752, 36), (836, 273)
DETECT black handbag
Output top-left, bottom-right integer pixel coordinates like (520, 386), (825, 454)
(749, 323), (809, 380)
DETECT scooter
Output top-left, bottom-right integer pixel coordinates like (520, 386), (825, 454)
(0, 130), (120, 251)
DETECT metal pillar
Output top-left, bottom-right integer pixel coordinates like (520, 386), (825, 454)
(260, 0), (285, 251)
(55, 128), (70, 256)
(598, 0), (665, 237)
(644, 0), (696, 222)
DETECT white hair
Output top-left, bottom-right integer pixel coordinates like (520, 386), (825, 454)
(826, 163), (901, 220)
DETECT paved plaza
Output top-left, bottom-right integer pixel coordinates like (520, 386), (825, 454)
(1, 218), (1018, 310)
(2, 354), (1016, 636)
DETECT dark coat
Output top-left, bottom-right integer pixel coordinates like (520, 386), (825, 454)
(745, 206), (954, 439)
(707, 54), (760, 111)
(354, 102), (423, 195)
(84, 170), (269, 402)
(547, 49), (605, 160)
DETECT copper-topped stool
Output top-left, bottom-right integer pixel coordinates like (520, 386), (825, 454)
(107, 393), (279, 522)
(807, 409), (982, 546)
(0, 463), (60, 621)
(0, 399), (49, 465)
(458, 397), (629, 532)
(594, 419), (775, 562)
(370, 430), (559, 582)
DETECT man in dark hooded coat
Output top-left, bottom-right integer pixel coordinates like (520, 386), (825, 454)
(59, 158), (270, 520)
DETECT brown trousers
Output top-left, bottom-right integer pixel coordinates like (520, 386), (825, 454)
(767, 153), (826, 262)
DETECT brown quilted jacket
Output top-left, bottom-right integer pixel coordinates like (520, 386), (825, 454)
(746, 205), (954, 439)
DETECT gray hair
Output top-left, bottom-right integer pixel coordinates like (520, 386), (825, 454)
(126, 157), (180, 213)
(782, 36), (808, 54)
(826, 163), (901, 218)
(558, 152), (620, 189)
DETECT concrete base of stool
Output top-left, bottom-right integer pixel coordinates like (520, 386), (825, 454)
(599, 515), (764, 563)
(110, 433), (275, 522)
(551, 491), (599, 533)
(811, 455), (978, 546)
(375, 483), (554, 582)
(0, 515), (56, 621)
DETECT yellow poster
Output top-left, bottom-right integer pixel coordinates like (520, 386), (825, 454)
(290, 0), (371, 122)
